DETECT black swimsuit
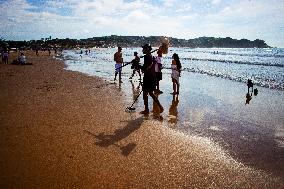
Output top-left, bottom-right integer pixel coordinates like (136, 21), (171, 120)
(142, 54), (156, 92)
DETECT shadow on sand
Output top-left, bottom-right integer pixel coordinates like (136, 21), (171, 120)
(84, 117), (144, 156)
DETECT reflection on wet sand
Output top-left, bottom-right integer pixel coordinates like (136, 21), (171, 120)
(130, 80), (141, 103)
(245, 92), (252, 105)
(245, 88), (259, 105)
(168, 94), (179, 128)
(245, 79), (259, 105)
(119, 68), (283, 181)
(200, 116), (284, 180)
(152, 93), (163, 121)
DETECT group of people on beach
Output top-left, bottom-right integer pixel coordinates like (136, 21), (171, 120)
(113, 44), (181, 115)
(1, 49), (26, 65)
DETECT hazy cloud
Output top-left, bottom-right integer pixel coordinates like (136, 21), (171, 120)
(0, 0), (283, 47)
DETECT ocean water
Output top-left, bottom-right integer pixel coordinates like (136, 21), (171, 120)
(61, 47), (284, 131)
(62, 47), (284, 90)
(61, 47), (284, 178)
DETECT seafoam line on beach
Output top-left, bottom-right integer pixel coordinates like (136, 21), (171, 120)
(162, 57), (284, 68)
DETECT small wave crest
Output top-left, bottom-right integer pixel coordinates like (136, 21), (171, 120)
(163, 67), (284, 91)
(162, 57), (284, 68)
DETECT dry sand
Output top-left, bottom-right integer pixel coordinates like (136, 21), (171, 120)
(0, 51), (283, 188)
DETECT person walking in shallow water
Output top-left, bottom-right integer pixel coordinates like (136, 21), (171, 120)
(140, 44), (163, 115)
(154, 49), (163, 94)
(129, 52), (141, 80)
(247, 79), (253, 93)
(114, 46), (123, 83)
(171, 53), (181, 95)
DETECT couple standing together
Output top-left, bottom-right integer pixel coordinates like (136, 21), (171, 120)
(114, 45), (181, 115)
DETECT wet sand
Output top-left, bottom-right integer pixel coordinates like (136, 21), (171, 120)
(0, 51), (283, 188)
(121, 68), (284, 180)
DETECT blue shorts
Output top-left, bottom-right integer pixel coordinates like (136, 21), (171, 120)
(115, 63), (122, 73)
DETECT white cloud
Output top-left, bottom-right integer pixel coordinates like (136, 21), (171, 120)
(0, 0), (283, 47)
(175, 2), (192, 13)
(212, 0), (221, 5)
(162, 0), (177, 8)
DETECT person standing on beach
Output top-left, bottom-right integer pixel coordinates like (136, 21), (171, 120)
(114, 46), (123, 83)
(171, 53), (181, 95)
(129, 52), (141, 80)
(35, 49), (39, 56)
(2, 50), (9, 64)
(247, 79), (253, 93)
(140, 44), (163, 115)
(154, 49), (163, 94)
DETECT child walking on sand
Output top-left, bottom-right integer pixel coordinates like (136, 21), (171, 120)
(171, 53), (181, 95)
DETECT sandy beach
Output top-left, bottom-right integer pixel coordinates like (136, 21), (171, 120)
(0, 51), (283, 188)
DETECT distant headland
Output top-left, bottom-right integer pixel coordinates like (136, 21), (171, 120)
(0, 35), (270, 50)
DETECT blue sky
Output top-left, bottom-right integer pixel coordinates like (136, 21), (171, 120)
(0, 0), (283, 47)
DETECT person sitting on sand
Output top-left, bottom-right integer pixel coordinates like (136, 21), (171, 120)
(171, 53), (181, 95)
(139, 44), (163, 115)
(114, 46), (123, 83)
(18, 53), (26, 65)
(129, 52), (141, 80)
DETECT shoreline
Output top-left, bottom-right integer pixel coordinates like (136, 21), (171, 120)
(63, 47), (284, 179)
(0, 51), (283, 188)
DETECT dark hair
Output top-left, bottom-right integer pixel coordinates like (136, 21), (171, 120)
(142, 44), (152, 51)
(173, 53), (181, 70)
